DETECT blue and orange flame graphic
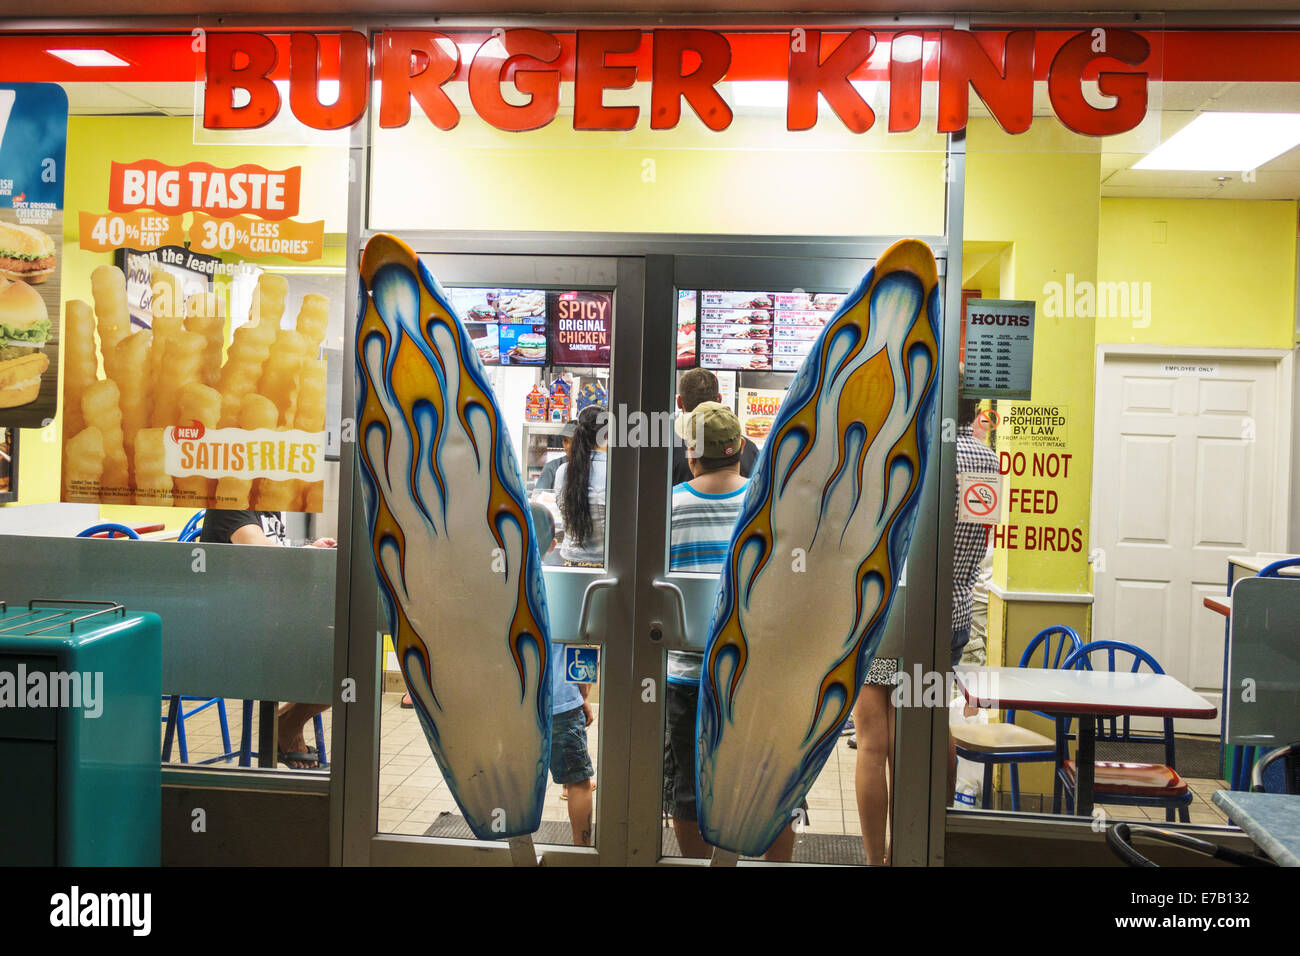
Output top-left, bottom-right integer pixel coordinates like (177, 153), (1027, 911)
(696, 238), (942, 857)
(355, 234), (552, 840)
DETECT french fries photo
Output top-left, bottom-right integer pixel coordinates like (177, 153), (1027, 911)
(61, 268), (331, 513)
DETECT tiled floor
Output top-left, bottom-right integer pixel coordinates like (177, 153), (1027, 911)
(162, 692), (1231, 852)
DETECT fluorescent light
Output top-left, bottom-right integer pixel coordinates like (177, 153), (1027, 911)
(732, 81), (787, 109)
(890, 35), (924, 63)
(1134, 111), (1300, 171)
(47, 48), (129, 68)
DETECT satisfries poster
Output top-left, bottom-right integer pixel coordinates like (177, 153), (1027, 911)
(62, 156), (336, 512)
(0, 84), (68, 428)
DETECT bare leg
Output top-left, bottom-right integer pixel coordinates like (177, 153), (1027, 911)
(764, 822), (796, 862)
(566, 777), (594, 846)
(277, 702), (328, 769)
(672, 817), (712, 859)
(854, 686), (895, 865)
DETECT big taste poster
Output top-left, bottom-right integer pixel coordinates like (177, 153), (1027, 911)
(62, 155), (335, 513)
(0, 84), (67, 429)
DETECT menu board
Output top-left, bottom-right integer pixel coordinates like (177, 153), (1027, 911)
(676, 290), (697, 368)
(961, 298), (1035, 400)
(549, 290), (612, 367)
(699, 289), (845, 373)
(771, 291), (845, 371)
(700, 291), (775, 371)
(446, 286), (548, 366)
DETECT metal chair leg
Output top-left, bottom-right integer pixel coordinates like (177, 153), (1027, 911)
(313, 713), (328, 768)
(162, 695), (180, 761)
(982, 762), (993, 809)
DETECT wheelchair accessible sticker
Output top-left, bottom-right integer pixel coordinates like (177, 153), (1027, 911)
(564, 645), (599, 684)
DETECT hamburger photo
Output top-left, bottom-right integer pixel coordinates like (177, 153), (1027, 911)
(0, 278), (51, 408)
(745, 416), (774, 440)
(513, 331), (547, 362)
(0, 223), (57, 284)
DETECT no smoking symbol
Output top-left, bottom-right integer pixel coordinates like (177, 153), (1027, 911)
(964, 481), (998, 517)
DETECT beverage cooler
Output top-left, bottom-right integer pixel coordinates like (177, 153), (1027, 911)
(0, 600), (161, 865)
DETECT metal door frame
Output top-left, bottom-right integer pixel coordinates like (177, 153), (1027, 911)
(337, 244), (646, 866)
(335, 226), (962, 868)
(630, 241), (953, 867)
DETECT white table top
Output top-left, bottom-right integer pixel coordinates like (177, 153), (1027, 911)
(1229, 553), (1300, 575)
(954, 666), (1218, 719)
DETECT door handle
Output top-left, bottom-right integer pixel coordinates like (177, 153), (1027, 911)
(652, 579), (689, 644)
(577, 577), (618, 641)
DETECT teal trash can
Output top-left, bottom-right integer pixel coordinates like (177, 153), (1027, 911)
(0, 600), (161, 866)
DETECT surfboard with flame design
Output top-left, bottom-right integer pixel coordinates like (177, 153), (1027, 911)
(696, 238), (942, 857)
(355, 234), (551, 840)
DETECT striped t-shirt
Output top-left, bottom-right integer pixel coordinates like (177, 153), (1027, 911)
(667, 480), (747, 684)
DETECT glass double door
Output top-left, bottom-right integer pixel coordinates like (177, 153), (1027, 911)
(338, 239), (951, 866)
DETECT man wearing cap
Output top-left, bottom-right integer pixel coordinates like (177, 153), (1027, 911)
(662, 402), (796, 862)
(671, 368), (758, 486)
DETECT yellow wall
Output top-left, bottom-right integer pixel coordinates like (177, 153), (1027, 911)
(371, 113), (948, 236)
(8, 115), (347, 528)
(965, 119), (1101, 598)
(1097, 197), (1298, 349)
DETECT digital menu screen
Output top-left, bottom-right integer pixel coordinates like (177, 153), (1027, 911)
(676, 290), (697, 368)
(697, 289), (845, 373)
(699, 291), (774, 371)
(446, 287), (547, 366)
(549, 290), (612, 367)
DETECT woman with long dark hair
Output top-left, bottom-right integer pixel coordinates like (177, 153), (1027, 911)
(554, 404), (608, 566)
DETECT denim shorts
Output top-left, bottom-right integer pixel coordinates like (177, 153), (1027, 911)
(662, 681), (699, 821)
(550, 705), (594, 786)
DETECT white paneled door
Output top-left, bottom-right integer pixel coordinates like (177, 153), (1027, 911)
(1092, 353), (1287, 733)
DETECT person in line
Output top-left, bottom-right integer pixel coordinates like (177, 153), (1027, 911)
(950, 397), (1000, 797)
(670, 368), (757, 486)
(547, 637), (597, 844)
(199, 509), (336, 770)
(555, 405), (608, 568)
(533, 420), (576, 492)
(662, 401), (797, 862)
(851, 398), (998, 858)
(850, 659), (901, 865)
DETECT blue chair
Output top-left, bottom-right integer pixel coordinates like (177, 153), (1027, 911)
(162, 696), (234, 765)
(952, 624), (1082, 810)
(1056, 640), (1193, 823)
(178, 510), (205, 543)
(75, 523), (140, 539)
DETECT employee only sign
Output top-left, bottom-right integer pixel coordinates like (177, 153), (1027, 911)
(958, 472), (1004, 524)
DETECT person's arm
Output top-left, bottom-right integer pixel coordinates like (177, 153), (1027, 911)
(230, 522), (278, 546)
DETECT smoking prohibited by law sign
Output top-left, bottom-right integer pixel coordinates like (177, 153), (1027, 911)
(962, 298), (1034, 401)
(958, 473), (1004, 524)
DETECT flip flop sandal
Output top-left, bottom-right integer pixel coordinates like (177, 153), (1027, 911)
(278, 749), (321, 769)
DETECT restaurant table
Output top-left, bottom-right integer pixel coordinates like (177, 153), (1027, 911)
(1212, 791), (1300, 866)
(954, 666), (1218, 817)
